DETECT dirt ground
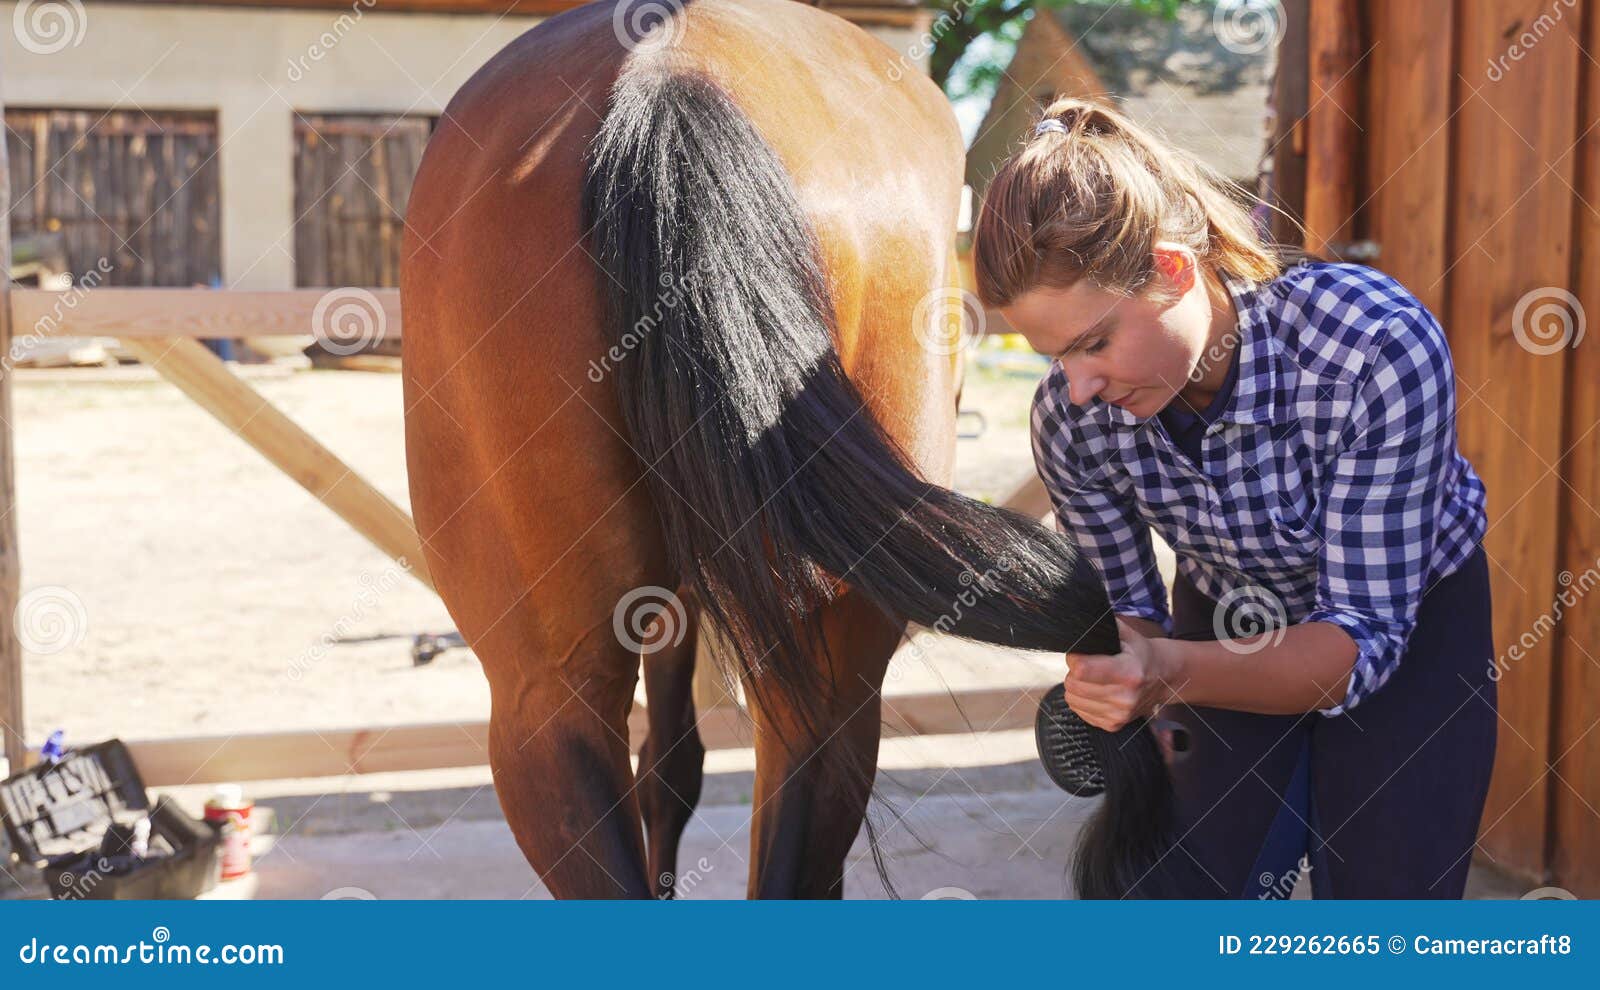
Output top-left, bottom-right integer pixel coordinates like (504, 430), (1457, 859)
(12, 356), (1047, 746)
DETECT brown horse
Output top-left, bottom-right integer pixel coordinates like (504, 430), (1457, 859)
(401, 0), (1155, 899)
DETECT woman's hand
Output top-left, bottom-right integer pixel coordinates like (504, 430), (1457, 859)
(1063, 618), (1181, 732)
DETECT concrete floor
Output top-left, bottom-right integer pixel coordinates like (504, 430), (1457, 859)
(158, 729), (1530, 900)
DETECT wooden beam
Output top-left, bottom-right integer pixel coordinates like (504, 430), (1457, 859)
(997, 473), (1052, 523)
(1303, 0), (1364, 254)
(1270, 0), (1311, 246)
(125, 686), (1047, 786)
(116, 337), (434, 593)
(880, 685), (1045, 738)
(129, 721), (497, 787)
(11, 288), (401, 340)
(0, 79), (24, 774)
(127, 0), (928, 27)
(131, 0), (580, 15)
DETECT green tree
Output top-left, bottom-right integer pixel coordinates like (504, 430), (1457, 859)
(928, 0), (1194, 98)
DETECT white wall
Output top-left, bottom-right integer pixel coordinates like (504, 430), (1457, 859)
(2, 1), (545, 289)
(1, 2), (927, 290)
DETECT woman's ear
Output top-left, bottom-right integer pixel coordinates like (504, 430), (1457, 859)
(1152, 245), (1198, 295)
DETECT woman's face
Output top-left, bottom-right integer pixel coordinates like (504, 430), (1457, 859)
(1000, 249), (1216, 419)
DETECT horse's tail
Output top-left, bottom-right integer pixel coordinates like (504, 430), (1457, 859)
(582, 66), (1171, 899)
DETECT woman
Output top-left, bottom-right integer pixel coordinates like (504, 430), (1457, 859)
(974, 99), (1495, 898)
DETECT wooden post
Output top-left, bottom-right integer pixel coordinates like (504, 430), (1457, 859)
(116, 337), (435, 593)
(1303, 0), (1363, 255)
(0, 82), (25, 773)
(1270, 0), (1310, 246)
(1360, 0), (1453, 316)
(1549, 0), (1600, 899)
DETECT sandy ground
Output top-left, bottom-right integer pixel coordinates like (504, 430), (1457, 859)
(11, 358), (1049, 746)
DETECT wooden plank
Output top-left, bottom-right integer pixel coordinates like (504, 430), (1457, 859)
(123, 686), (1046, 786)
(880, 685), (1045, 738)
(0, 88), (26, 774)
(127, 722), (497, 787)
(130, 0), (923, 22)
(11, 287), (402, 339)
(134, 0), (586, 14)
(1446, 0), (1582, 880)
(1550, 0), (1600, 900)
(1303, 0), (1363, 254)
(1360, 0), (1453, 313)
(113, 337), (434, 594)
(1270, 0), (1311, 245)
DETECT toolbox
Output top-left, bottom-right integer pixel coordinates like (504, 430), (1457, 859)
(0, 739), (219, 899)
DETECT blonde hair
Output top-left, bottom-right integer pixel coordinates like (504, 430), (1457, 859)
(973, 97), (1283, 308)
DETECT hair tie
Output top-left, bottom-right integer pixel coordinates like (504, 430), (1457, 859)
(1034, 119), (1069, 137)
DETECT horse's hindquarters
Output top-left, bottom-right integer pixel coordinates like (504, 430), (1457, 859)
(399, 0), (972, 898)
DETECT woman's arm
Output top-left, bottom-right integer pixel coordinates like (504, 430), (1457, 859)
(1117, 614), (1168, 642)
(1063, 618), (1357, 730)
(1155, 622), (1357, 715)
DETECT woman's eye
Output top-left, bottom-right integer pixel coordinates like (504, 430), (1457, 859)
(1084, 338), (1108, 355)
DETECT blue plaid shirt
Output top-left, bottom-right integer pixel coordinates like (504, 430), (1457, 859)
(1030, 261), (1487, 715)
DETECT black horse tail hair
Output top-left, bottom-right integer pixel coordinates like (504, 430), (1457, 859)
(583, 65), (1171, 899)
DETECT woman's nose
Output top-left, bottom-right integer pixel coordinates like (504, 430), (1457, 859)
(1064, 363), (1106, 406)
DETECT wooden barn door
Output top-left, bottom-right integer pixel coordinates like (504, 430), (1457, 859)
(292, 113), (433, 358)
(3, 109), (221, 287)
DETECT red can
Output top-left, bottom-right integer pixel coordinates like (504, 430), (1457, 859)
(204, 784), (254, 880)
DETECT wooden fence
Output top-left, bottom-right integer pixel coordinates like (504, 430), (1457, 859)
(1283, 0), (1600, 895)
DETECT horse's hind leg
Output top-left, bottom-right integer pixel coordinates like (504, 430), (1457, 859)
(637, 599), (706, 898)
(746, 591), (903, 899)
(478, 606), (653, 899)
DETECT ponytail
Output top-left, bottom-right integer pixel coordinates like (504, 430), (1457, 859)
(974, 97), (1284, 306)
